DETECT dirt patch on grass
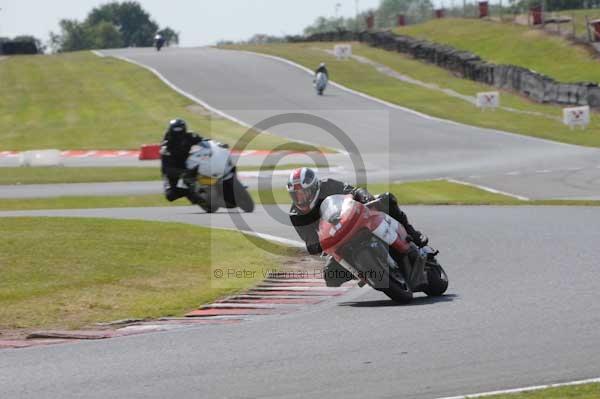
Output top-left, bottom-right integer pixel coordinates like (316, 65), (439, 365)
(186, 104), (222, 118)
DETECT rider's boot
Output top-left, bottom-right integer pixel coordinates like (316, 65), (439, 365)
(389, 245), (428, 291)
(406, 246), (428, 290)
(323, 257), (354, 287)
(186, 191), (203, 205)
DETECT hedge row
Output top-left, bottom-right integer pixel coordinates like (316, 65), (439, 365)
(0, 41), (39, 55)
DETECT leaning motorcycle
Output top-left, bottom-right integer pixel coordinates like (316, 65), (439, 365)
(185, 140), (254, 213)
(318, 194), (448, 303)
(315, 72), (328, 96)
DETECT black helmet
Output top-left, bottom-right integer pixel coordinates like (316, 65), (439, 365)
(169, 119), (187, 134)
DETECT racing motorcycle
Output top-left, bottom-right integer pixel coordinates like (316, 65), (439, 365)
(155, 35), (165, 51)
(318, 194), (448, 303)
(185, 140), (254, 213)
(314, 72), (328, 96)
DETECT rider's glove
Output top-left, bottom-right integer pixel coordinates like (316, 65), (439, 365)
(159, 146), (170, 156)
(353, 188), (375, 204)
(412, 232), (429, 248)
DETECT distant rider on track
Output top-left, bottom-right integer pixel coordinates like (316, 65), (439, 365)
(314, 62), (329, 80)
(287, 167), (429, 287)
(160, 119), (204, 204)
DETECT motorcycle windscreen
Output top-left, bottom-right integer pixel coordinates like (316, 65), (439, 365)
(319, 194), (352, 224)
(186, 141), (232, 180)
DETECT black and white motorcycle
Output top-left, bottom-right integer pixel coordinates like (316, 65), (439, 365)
(315, 72), (328, 95)
(185, 140), (254, 213)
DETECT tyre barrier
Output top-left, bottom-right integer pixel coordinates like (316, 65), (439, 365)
(139, 144), (161, 160)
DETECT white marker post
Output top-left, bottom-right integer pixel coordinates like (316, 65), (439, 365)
(563, 106), (590, 130)
(476, 91), (500, 110)
(334, 44), (352, 60)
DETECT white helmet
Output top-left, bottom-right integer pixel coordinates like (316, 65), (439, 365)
(319, 62), (326, 68)
(287, 167), (321, 214)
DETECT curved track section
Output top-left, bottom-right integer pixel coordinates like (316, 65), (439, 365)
(0, 206), (599, 398)
(102, 47), (600, 200)
(2, 48), (600, 398)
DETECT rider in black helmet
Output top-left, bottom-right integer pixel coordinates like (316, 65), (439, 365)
(160, 119), (204, 203)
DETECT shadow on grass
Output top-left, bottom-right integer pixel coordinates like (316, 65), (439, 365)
(339, 293), (458, 308)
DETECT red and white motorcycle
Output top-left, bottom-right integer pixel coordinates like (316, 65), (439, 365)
(318, 194), (448, 303)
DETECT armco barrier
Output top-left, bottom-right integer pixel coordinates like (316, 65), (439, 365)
(139, 144), (161, 160)
(297, 29), (600, 108)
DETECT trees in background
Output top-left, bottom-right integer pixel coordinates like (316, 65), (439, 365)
(0, 35), (45, 54)
(303, 0), (435, 34)
(377, 0), (433, 26)
(303, 0), (600, 35)
(50, 1), (179, 52)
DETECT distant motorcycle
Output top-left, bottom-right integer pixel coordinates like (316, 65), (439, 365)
(318, 194), (448, 303)
(155, 35), (165, 52)
(314, 72), (328, 96)
(185, 140), (254, 213)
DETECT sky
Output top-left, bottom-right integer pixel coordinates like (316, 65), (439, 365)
(0, 0), (509, 47)
(0, 0), (384, 47)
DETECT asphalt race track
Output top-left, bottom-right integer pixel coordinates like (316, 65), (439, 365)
(100, 47), (600, 200)
(5, 47), (600, 200)
(2, 47), (600, 398)
(1, 206), (600, 398)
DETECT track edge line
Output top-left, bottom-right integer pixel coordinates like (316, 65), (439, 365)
(435, 376), (600, 399)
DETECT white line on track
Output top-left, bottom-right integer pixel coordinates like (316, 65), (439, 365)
(241, 231), (304, 248)
(436, 376), (600, 399)
(91, 50), (326, 152)
(445, 179), (530, 201)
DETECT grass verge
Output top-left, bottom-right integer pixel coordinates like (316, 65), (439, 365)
(1, 181), (599, 211)
(0, 217), (295, 330)
(0, 52), (311, 152)
(223, 42), (600, 148)
(0, 164), (328, 185)
(396, 18), (600, 83)
(482, 382), (600, 399)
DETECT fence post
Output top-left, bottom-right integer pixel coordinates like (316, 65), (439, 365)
(366, 12), (374, 30)
(499, 0), (503, 21)
(397, 14), (406, 27)
(586, 16), (593, 42)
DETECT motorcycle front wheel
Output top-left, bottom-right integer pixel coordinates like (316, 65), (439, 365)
(423, 261), (449, 297)
(198, 187), (220, 213)
(231, 176), (254, 213)
(354, 244), (413, 303)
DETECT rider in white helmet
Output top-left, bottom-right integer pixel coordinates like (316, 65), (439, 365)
(287, 167), (428, 286)
(315, 62), (329, 79)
